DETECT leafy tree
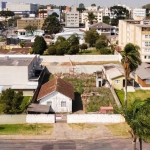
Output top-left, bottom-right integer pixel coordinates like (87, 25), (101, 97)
(88, 12), (97, 24)
(32, 36), (47, 55)
(77, 3), (86, 13)
(84, 29), (99, 47)
(55, 36), (66, 45)
(42, 14), (62, 35)
(47, 45), (56, 55)
(95, 39), (107, 50)
(99, 34), (108, 43)
(110, 6), (129, 26)
(24, 25), (37, 35)
(103, 16), (110, 24)
(56, 40), (69, 55)
(121, 43), (141, 108)
(100, 48), (111, 55)
(68, 45), (79, 54)
(91, 4), (96, 6)
(67, 34), (79, 46)
(51, 12), (59, 18)
(19, 41), (25, 48)
(79, 43), (88, 52)
(123, 98), (150, 150)
(0, 88), (23, 114)
(0, 10), (14, 20)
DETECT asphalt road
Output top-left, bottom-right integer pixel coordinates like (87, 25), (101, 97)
(0, 139), (150, 150)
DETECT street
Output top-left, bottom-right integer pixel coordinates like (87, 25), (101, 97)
(0, 139), (150, 150)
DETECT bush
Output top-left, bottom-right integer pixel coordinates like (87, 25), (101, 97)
(47, 45), (56, 55)
(100, 48), (111, 54)
(95, 39), (107, 50)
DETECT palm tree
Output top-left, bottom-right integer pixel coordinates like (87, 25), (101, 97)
(123, 98), (150, 150)
(121, 43), (141, 108)
(88, 12), (97, 24)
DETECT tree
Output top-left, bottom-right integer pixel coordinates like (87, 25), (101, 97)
(55, 36), (66, 45)
(56, 40), (69, 55)
(19, 41), (25, 48)
(79, 43), (88, 52)
(103, 16), (110, 24)
(77, 3), (86, 13)
(24, 25), (37, 35)
(84, 29), (99, 47)
(123, 98), (150, 150)
(47, 45), (56, 55)
(110, 6), (129, 26)
(88, 12), (97, 24)
(68, 45), (79, 54)
(91, 4), (96, 6)
(121, 43), (141, 108)
(67, 34), (79, 46)
(0, 88), (23, 114)
(42, 14), (62, 35)
(95, 39), (107, 50)
(32, 36), (47, 55)
(51, 12), (59, 18)
(99, 48), (111, 54)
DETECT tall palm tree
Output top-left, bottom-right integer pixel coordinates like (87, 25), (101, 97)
(121, 43), (141, 108)
(123, 98), (150, 150)
(88, 12), (97, 24)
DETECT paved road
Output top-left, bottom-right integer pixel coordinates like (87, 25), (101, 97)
(0, 139), (150, 150)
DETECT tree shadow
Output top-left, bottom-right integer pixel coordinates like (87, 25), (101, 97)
(72, 92), (83, 113)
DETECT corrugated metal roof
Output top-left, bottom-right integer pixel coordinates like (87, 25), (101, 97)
(106, 67), (123, 79)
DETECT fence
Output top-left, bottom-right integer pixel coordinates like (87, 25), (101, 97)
(0, 114), (55, 124)
(67, 114), (125, 123)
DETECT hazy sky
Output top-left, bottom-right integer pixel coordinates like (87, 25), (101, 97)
(6, 0), (150, 7)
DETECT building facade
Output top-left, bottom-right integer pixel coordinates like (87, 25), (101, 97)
(119, 20), (150, 62)
(132, 8), (146, 20)
(17, 18), (45, 29)
(65, 6), (79, 27)
(0, 55), (44, 96)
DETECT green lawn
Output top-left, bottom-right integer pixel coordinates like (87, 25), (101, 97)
(115, 89), (150, 106)
(0, 124), (53, 135)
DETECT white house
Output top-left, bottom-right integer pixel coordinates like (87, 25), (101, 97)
(37, 77), (74, 113)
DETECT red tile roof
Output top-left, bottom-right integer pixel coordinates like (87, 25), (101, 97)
(37, 77), (74, 101)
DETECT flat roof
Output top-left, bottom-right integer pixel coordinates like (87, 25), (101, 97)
(0, 56), (33, 66)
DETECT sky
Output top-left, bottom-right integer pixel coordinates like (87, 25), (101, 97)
(5, 0), (150, 8)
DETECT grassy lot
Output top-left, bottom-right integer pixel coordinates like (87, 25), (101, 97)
(115, 89), (150, 106)
(105, 122), (131, 138)
(69, 123), (97, 130)
(0, 124), (53, 135)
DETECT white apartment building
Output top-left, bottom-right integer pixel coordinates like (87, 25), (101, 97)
(65, 6), (79, 27)
(119, 20), (150, 62)
(0, 55), (44, 95)
(6, 2), (38, 14)
(132, 8), (146, 20)
(81, 10), (103, 24)
(86, 6), (98, 11)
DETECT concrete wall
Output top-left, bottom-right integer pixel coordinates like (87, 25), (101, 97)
(40, 91), (72, 113)
(26, 114), (55, 123)
(67, 114), (125, 123)
(0, 115), (26, 124)
(40, 55), (119, 63)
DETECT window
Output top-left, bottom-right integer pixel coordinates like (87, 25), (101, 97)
(47, 101), (52, 106)
(61, 101), (66, 107)
(145, 42), (148, 46)
(146, 79), (150, 84)
(145, 35), (148, 38)
(115, 80), (120, 84)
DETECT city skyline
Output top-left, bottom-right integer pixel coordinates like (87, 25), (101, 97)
(4, 0), (150, 7)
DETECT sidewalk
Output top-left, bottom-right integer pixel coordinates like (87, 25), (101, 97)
(0, 123), (117, 140)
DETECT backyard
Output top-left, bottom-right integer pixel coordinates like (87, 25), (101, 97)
(115, 89), (150, 106)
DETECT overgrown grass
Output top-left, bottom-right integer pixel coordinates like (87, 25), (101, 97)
(0, 124), (53, 135)
(69, 123), (97, 130)
(105, 122), (131, 138)
(115, 89), (150, 106)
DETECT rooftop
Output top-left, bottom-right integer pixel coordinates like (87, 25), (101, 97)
(37, 77), (74, 101)
(0, 56), (34, 66)
(89, 22), (113, 29)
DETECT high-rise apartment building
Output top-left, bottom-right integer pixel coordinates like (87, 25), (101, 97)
(119, 20), (150, 62)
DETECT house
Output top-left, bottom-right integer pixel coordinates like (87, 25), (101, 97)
(135, 63), (150, 89)
(103, 64), (135, 91)
(37, 77), (74, 113)
(0, 55), (44, 95)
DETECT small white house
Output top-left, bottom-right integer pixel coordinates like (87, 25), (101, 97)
(37, 77), (74, 113)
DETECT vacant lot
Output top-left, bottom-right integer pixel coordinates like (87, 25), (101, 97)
(115, 89), (150, 106)
(0, 124), (53, 135)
